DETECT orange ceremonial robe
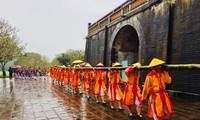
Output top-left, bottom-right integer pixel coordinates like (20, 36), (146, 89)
(108, 70), (124, 101)
(82, 70), (93, 91)
(71, 70), (81, 87)
(123, 67), (142, 106)
(142, 70), (173, 119)
(93, 70), (107, 95)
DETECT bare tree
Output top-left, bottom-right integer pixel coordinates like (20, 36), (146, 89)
(0, 18), (24, 71)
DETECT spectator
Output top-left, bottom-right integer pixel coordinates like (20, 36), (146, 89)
(8, 67), (13, 79)
(3, 70), (6, 78)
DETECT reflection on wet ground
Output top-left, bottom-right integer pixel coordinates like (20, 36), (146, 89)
(0, 78), (199, 120)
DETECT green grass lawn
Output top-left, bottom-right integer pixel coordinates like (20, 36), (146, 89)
(0, 71), (10, 78)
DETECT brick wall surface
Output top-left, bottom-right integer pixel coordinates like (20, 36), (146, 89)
(86, 0), (200, 99)
(169, 0), (200, 96)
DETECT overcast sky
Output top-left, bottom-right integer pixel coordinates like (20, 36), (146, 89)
(0, 0), (126, 60)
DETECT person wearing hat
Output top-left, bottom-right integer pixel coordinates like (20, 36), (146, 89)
(51, 67), (57, 83)
(71, 65), (83, 94)
(55, 67), (61, 85)
(82, 63), (93, 100)
(63, 66), (70, 90)
(142, 58), (173, 120)
(59, 67), (65, 87)
(69, 65), (74, 92)
(123, 62), (143, 119)
(107, 62), (125, 110)
(93, 63), (108, 104)
(50, 66), (57, 83)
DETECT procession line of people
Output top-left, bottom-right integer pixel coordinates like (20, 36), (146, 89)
(50, 58), (173, 120)
(13, 67), (48, 80)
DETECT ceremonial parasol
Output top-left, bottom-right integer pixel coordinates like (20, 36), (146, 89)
(72, 60), (83, 64)
(13, 65), (21, 69)
(80, 62), (88, 67)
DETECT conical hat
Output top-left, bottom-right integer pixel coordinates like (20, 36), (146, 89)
(72, 60), (83, 64)
(74, 65), (80, 67)
(96, 63), (104, 67)
(132, 62), (141, 68)
(148, 58), (165, 67)
(85, 63), (92, 67)
(113, 62), (122, 67)
(60, 65), (66, 68)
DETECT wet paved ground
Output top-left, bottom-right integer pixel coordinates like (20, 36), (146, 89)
(0, 78), (199, 120)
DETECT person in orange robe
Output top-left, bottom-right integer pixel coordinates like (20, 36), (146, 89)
(82, 63), (93, 100)
(50, 66), (55, 83)
(68, 65), (74, 92)
(64, 65), (71, 91)
(50, 67), (53, 79)
(56, 68), (60, 84)
(71, 65), (83, 94)
(123, 62), (143, 118)
(63, 68), (69, 86)
(60, 67), (65, 86)
(93, 63), (108, 104)
(142, 58), (173, 120)
(108, 62), (124, 110)
(51, 67), (56, 83)
(55, 68), (60, 85)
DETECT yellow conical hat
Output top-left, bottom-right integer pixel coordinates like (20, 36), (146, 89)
(96, 63), (104, 67)
(72, 60), (83, 64)
(132, 62), (141, 67)
(113, 62), (122, 67)
(60, 65), (66, 68)
(85, 63), (92, 67)
(148, 58), (165, 67)
(74, 64), (80, 67)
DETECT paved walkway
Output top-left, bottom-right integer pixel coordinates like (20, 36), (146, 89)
(0, 78), (199, 120)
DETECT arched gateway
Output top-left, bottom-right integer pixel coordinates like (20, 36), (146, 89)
(111, 25), (139, 65)
(109, 20), (145, 66)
